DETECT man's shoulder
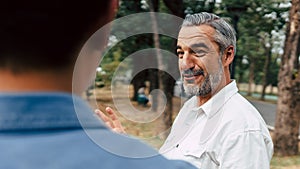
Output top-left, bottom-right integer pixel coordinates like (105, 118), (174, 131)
(221, 93), (269, 132)
(75, 129), (197, 169)
(225, 93), (260, 115)
(0, 128), (196, 169)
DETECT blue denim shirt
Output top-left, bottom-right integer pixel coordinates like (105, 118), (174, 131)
(0, 92), (196, 169)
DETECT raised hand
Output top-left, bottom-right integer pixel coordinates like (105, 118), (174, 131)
(95, 107), (126, 134)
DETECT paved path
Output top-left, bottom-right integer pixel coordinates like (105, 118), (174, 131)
(250, 100), (300, 138)
(249, 100), (277, 129)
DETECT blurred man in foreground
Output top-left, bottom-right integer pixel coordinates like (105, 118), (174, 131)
(0, 1), (197, 168)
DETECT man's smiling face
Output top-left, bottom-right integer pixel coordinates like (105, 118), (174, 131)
(176, 25), (225, 97)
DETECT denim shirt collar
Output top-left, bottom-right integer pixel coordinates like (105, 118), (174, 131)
(0, 92), (104, 131)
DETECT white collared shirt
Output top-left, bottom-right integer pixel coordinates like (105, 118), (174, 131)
(159, 80), (273, 169)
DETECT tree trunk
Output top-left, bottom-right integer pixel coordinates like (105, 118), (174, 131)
(130, 0), (148, 101)
(149, 0), (173, 138)
(148, 69), (159, 110)
(270, 85), (273, 94)
(274, 0), (300, 156)
(149, 0), (184, 137)
(261, 36), (272, 101)
(131, 68), (147, 101)
(162, 0), (184, 18)
(247, 60), (255, 96)
(131, 36), (151, 101)
(237, 67), (245, 85)
(162, 0), (184, 133)
(148, 0), (164, 113)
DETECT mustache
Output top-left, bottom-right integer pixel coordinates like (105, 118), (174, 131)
(182, 68), (204, 76)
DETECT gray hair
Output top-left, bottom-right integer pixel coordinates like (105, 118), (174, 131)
(182, 12), (236, 55)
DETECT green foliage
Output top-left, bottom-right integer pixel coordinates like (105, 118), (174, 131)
(100, 47), (132, 86)
(102, 0), (288, 88)
(117, 0), (148, 17)
(98, 1), (155, 86)
(221, 0), (288, 85)
(183, 0), (215, 14)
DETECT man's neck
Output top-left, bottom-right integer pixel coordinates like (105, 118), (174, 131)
(0, 70), (73, 93)
(196, 78), (232, 106)
(197, 94), (212, 106)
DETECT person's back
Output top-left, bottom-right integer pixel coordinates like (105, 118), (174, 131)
(0, 1), (196, 168)
(0, 93), (193, 168)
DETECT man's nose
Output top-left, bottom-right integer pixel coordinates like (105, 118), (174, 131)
(180, 53), (195, 70)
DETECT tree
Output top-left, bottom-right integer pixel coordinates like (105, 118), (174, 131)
(237, 12), (265, 96)
(159, 0), (217, 133)
(258, 1), (288, 100)
(226, 0), (287, 97)
(111, 0), (155, 101)
(107, 0), (184, 137)
(139, 0), (185, 136)
(221, 0), (248, 79)
(274, 0), (300, 156)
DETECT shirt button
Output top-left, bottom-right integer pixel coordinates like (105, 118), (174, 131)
(176, 144), (179, 148)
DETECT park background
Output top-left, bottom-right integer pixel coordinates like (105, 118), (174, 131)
(85, 0), (300, 168)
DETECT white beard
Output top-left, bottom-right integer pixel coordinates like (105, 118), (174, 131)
(183, 59), (223, 97)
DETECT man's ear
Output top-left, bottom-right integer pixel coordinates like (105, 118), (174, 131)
(223, 45), (234, 67)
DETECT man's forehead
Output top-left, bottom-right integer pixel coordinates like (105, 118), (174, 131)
(176, 25), (219, 52)
(178, 25), (215, 39)
(177, 25), (215, 47)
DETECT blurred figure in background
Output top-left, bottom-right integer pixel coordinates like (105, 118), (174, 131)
(137, 84), (149, 106)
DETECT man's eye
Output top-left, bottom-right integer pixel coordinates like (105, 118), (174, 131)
(176, 51), (184, 57)
(192, 50), (206, 57)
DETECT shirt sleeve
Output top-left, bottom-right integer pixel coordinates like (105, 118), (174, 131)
(219, 130), (273, 169)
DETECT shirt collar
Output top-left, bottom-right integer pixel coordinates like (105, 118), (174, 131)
(192, 80), (238, 118)
(0, 92), (104, 131)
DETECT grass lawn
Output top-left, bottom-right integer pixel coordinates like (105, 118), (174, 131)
(271, 155), (300, 169)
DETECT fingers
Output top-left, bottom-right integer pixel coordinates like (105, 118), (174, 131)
(106, 107), (122, 126)
(105, 107), (118, 120)
(105, 107), (126, 134)
(95, 109), (114, 129)
(95, 107), (126, 134)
